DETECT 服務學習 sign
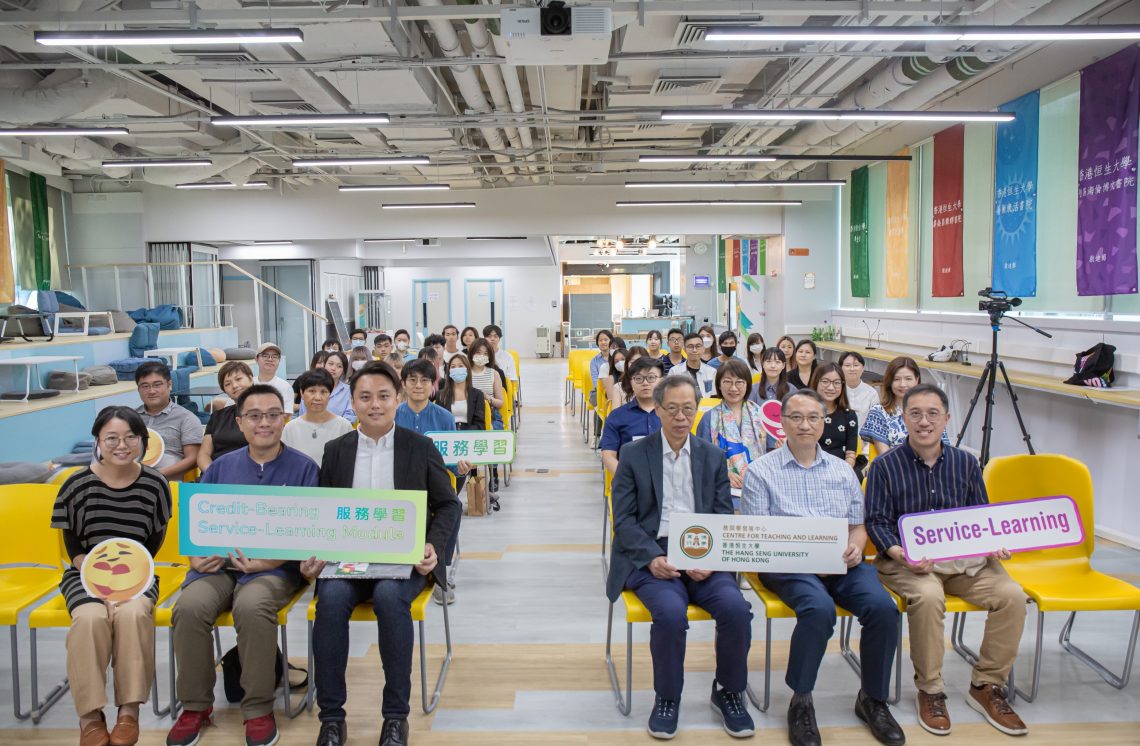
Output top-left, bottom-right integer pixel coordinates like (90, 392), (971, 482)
(426, 430), (516, 466)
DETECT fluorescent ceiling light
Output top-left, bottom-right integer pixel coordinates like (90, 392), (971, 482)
(703, 25), (1140, 43)
(662, 109), (1013, 123)
(617, 200), (802, 207)
(625, 180), (843, 188)
(211, 114), (389, 127)
(380, 202), (475, 210)
(338, 184), (449, 192)
(639, 153), (910, 163)
(103, 158), (212, 168)
(252, 241), (293, 246)
(363, 238), (419, 243)
(293, 157), (429, 168)
(468, 236), (527, 241)
(0, 127), (129, 136)
(175, 181), (270, 190)
(36, 28), (304, 46)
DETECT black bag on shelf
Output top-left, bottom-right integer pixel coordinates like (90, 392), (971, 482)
(1064, 342), (1116, 388)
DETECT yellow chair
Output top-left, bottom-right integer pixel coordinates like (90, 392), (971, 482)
(984, 454), (1140, 700)
(303, 578), (452, 714)
(600, 468), (613, 572)
(566, 349), (593, 414)
(594, 378), (610, 449)
(507, 348), (522, 423)
(1, 484), (65, 721)
(47, 466), (81, 485)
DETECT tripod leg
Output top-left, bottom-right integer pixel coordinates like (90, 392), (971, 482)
(996, 362), (1036, 455)
(955, 362), (994, 448)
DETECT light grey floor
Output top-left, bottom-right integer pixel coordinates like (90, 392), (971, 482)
(2, 359), (1139, 739)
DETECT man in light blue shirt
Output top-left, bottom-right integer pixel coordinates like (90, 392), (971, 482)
(742, 388), (903, 746)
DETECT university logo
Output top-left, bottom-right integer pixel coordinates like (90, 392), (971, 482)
(679, 526), (713, 560)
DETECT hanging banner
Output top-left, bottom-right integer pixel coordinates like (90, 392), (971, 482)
(850, 166), (870, 297)
(742, 239), (752, 276)
(716, 236), (727, 293)
(932, 125), (965, 297)
(749, 239), (760, 276)
(28, 172), (51, 291)
(1076, 46), (1139, 297)
(992, 91), (1040, 298)
(885, 150), (911, 298)
(0, 161), (14, 303)
(731, 239), (741, 277)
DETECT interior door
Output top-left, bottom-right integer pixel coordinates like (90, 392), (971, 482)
(464, 279), (504, 336)
(412, 279), (451, 344)
(261, 261), (314, 377)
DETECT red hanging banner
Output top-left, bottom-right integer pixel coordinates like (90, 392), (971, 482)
(932, 124), (965, 297)
(731, 239), (741, 277)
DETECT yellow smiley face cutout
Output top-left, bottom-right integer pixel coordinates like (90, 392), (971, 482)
(80, 538), (155, 603)
(141, 428), (165, 467)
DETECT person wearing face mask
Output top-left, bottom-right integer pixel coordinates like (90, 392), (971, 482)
(322, 338), (342, 354)
(348, 346), (372, 376)
(300, 351), (357, 425)
(667, 333), (718, 399)
(282, 369), (354, 466)
(859, 356), (948, 454)
(393, 329), (416, 362)
(436, 353), (487, 432)
(745, 333), (766, 374)
(697, 324), (719, 367)
(467, 338), (505, 423)
(600, 348), (628, 408)
(349, 328), (368, 349)
(787, 339), (819, 389)
(717, 331), (739, 368)
(54, 406), (171, 746)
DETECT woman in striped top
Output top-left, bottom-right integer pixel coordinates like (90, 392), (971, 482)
(467, 337), (505, 423)
(51, 406), (171, 746)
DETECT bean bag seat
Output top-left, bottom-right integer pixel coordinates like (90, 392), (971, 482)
(223, 346), (256, 361)
(105, 310), (136, 333)
(46, 370), (92, 391)
(208, 347), (226, 362)
(129, 322), (160, 357)
(84, 365), (118, 386)
(108, 357), (152, 381)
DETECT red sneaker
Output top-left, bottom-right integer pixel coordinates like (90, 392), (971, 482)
(244, 713), (279, 746)
(166, 708), (212, 746)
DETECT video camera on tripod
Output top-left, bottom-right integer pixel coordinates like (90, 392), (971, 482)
(978, 287), (1022, 321)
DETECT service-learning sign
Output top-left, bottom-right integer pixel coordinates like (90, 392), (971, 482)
(898, 495), (1084, 564)
(179, 483), (426, 564)
(426, 430), (516, 465)
(667, 513), (847, 574)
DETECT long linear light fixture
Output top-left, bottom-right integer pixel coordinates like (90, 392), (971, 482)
(469, 236), (527, 241)
(704, 25), (1140, 43)
(0, 127), (129, 136)
(175, 181), (270, 190)
(380, 202), (475, 210)
(617, 200), (802, 207)
(211, 114), (389, 127)
(339, 184), (449, 192)
(363, 238), (419, 243)
(103, 158), (212, 168)
(625, 180), (843, 188)
(662, 109), (1013, 123)
(252, 241), (294, 246)
(639, 153), (910, 163)
(293, 156), (429, 168)
(36, 28), (304, 46)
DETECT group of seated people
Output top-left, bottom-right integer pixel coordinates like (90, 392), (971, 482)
(600, 328), (1028, 744)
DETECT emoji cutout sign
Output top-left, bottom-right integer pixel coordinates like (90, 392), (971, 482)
(141, 428), (165, 468)
(80, 538), (155, 603)
(759, 400), (785, 441)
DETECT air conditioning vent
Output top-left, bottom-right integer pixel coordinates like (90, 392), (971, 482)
(179, 50), (278, 82)
(651, 71), (723, 97)
(672, 18), (765, 48)
(249, 97), (321, 114)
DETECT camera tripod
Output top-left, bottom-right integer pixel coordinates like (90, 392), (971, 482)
(954, 310), (1052, 465)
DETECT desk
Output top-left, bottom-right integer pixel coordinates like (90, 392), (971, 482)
(0, 355), (82, 402)
(54, 310), (114, 336)
(145, 347), (204, 370)
(0, 313), (54, 342)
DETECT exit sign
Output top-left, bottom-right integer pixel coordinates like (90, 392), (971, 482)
(693, 275), (711, 287)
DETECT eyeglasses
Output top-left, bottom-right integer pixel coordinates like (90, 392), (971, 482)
(661, 405), (697, 419)
(257, 353), (281, 361)
(721, 378), (747, 388)
(101, 435), (140, 448)
(905, 409), (946, 422)
(631, 375), (661, 385)
(817, 379), (843, 389)
(241, 410), (285, 424)
(137, 382), (167, 392)
(784, 414), (824, 425)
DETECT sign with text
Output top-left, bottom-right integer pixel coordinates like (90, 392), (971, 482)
(426, 430), (516, 465)
(899, 495), (1084, 564)
(179, 483), (426, 564)
(668, 513), (848, 574)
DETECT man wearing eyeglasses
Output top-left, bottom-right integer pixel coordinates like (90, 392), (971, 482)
(742, 388), (904, 746)
(167, 384), (319, 746)
(254, 342), (295, 410)
(135, 360), (204, 479)
(599, 356), (665, 475)
(667, 332), (717, 398)
(607, 375), (754, 740)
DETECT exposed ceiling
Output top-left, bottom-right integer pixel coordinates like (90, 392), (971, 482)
(0, 0), (1137, 194)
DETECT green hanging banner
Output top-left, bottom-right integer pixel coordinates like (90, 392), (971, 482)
(849, 166), (870, 298)
(716, 235), (727, 293)
(757, 238), (767, 276)
(29, 172), (51, 290)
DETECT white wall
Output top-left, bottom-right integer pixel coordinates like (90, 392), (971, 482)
(680, 234), (718, 324)
(782, 194), (842, 333)
(66, 192), (148, 310)
(382, 264), (561, 358)
(221, 259), (260, 348)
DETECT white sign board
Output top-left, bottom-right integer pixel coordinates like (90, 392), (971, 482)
(667, 513), (848, 574)
(425, 430), (516, 465)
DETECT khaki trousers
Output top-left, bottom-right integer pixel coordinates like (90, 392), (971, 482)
(67, 598), (155, 716)
(877, 556), (1027, 694)
(172, 573), (298, 719)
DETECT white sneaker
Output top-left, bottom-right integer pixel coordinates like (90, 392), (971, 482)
(432, 585), (456, 606)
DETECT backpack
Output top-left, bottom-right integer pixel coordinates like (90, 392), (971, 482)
(220, 645), (306, 703)
(1064, 342), (1115, 388)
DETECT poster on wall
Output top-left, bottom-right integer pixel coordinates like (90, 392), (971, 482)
(992, 90), (1040, 298)
(885, 150), (911, 298)
(750, 239), (762, 275)
(737, 275), (765, 337)
(1076, 46), (1139, 297)
(850, 166), (870, 298)
(731, 240), (742, 277)
(932, 125), (965, 297)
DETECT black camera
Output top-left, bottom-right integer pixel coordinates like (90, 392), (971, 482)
(977, 286), (1022, 315)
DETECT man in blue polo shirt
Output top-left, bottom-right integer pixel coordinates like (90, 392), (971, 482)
(167, 384), (319, 746)
(600, 356), (664, 475)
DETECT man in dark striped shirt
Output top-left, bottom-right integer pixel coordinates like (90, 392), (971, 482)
(865, 384), (1029, 739)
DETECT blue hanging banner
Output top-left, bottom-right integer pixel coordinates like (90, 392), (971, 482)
(992, 90), (1040, 297)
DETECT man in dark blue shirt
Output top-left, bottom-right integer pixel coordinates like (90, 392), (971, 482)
(600, 357), (664, 475)
(866, 384), (1028, 739)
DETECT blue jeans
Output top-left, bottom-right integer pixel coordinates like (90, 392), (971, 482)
(313, 573), (428, 720)
(761, 562), (898, 700)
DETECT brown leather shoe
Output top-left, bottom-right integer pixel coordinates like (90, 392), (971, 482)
(966, 683), (1028, 736)
(79, 714), (110, 746)
(109, 715), (140, 746)
(916, 689), (952, 735)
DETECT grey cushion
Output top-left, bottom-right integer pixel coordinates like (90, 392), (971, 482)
(103, 309), (136, 333)
(46, 370), (92, 391)
(84, 365), (118, 386)
(0, 461), (54, 484)
(223, 346), (257, 361)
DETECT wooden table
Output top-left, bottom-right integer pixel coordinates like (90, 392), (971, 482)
(0, 355), (82, 402)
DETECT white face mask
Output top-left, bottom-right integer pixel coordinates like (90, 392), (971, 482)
(701, 336), (714, 349)
(351, 359), (366, 371)
(473, 354), (489, 366)
(749, 343), (764, 354)
(614, 360), (625, 372)
(396, 340), (409, 351)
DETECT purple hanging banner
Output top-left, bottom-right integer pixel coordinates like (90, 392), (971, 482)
(1076, 46), (1139, 296)
(748, 239), (759, 276)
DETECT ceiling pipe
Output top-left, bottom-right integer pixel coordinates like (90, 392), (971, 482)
(0, 69), (130, 124)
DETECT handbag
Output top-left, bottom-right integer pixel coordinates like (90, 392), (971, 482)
(220, 645), (306, 703)
(466, 473), (487, 516)
(1064, 342), (1115, 388)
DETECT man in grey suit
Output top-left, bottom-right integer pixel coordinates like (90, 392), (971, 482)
(607, 375), (755, 740)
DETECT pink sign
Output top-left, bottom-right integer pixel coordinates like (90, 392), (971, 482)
(759, 400), (784, 441)
(898, 495), (1084, 564)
